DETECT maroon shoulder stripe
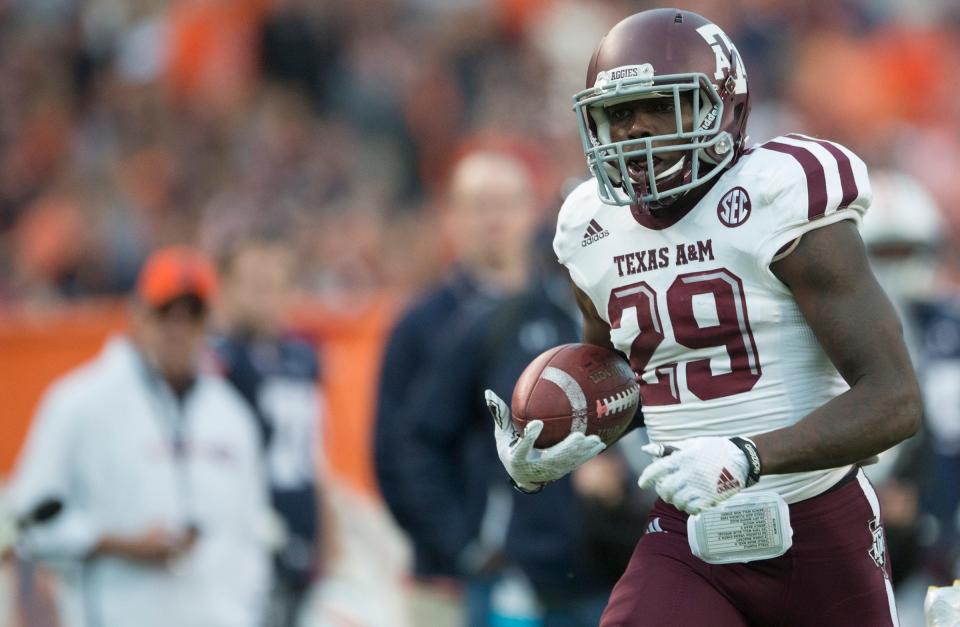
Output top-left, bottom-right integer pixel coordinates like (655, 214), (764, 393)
(787, 134), (859, 209)
(760, 141), (827, 219)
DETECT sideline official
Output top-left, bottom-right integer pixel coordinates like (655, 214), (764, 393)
(9, 247), (271, 627)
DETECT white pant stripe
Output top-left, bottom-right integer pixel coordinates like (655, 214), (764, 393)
(856, 469), (900, 627)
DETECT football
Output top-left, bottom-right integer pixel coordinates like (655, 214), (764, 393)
(511, 343), (640, 449)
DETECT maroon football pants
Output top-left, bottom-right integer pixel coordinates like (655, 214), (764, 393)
(600, 469), (898, 626)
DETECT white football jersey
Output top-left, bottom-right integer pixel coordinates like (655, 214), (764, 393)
(554, 134), (872, 503)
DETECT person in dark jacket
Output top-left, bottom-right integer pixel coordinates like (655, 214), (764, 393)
(393, 253), (647, 627)
(374, 146), (544, 625)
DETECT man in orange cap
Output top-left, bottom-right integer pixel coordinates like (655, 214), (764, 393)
(8, 246), (272, 627)
(133, 246), (219, 394)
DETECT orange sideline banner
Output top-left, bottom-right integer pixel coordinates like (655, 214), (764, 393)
(0, 296), (401, 500)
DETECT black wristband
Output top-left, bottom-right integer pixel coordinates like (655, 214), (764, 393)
(730, 437), (762, 487)
(510, 478), (545, 495)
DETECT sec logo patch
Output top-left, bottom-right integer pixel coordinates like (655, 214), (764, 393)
(718, 187), (751, 227)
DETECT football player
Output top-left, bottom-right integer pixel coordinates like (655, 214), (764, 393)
(485, 9), (920, 626)
(213, 234), (327, 627)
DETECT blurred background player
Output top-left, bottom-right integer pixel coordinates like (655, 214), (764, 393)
(860, 170), (947, 627)
(213, 233), (329, 627)
(7, 247), (271, 627)
(861, 170), (947, 355)
(862, 170), (960, 626)
(374, 145), (544, 625)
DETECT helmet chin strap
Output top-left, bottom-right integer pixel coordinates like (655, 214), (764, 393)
(638, 156), (687, 208)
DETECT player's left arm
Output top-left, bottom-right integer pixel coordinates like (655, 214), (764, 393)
(638, 219), (921, 514)
(752, 219), (922, 473)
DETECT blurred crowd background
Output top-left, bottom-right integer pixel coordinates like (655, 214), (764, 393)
(1, 0), (960, 626)
(3, 0), (960, 305)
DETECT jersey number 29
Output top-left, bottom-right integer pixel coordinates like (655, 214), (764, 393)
(608, 268), (761, 406)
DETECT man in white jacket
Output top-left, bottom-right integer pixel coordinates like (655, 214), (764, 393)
(9, 247), (272, 627)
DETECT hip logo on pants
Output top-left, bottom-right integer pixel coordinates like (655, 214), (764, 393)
(868, 517), (886, 569)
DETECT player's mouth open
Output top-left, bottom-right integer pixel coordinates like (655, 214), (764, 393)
(627, 157), (661, 180)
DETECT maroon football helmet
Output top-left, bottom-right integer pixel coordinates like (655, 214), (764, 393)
(573, 9), (751, 209)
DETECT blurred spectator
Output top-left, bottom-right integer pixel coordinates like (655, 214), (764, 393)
(913, 300), (960, 573)
(7, 247), (271, 627)
(374, 147), (543, 625)
(260, 0), (346, 113)
(213, 233), (330, 627)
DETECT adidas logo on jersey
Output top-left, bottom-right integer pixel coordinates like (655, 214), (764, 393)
(716, 467), (742, 494)
(581, 219), (609, 247)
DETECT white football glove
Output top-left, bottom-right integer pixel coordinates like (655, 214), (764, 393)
(637, 437), (760, 515)
(485, 390), (606, 492)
